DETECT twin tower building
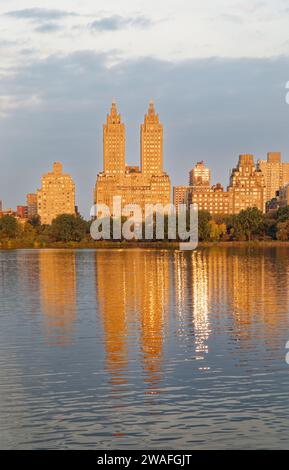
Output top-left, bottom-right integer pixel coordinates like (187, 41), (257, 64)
(37, 100), (170, 224)
(94, 100), (171, 213)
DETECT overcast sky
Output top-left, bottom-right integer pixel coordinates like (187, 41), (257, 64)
(1, 0), (289, 214)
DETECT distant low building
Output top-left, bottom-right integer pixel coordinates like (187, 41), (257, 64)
(188, 183), (230, 215)
(17, 205), (28, 219)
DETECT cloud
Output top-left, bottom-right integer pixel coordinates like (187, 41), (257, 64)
(34, 23), (63, 33)
(89, 15), (152, 32)
(5, 8), (77, 21)
(0, 94), (42, 118)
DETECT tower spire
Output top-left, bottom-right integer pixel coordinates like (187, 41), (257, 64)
(111, 98), (117, 114)
(148, 99), (155, 115)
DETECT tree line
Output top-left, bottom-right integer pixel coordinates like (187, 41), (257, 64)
(1, 206), (289, 245)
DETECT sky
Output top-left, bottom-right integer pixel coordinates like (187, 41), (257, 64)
(1, 0), (289, 215)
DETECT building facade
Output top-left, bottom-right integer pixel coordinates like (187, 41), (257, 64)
(16, 206), (28, 219)
(189, 161), (211, 187)
(37, 162), (76, 225)
(188, 183), (230, 215)
(228, 154), (265, 214)
(95, 101), (171, 214)
(173, 186), (191, 210)
(175, 155), (266, 215)
(26, 193), (37, 219)
(257, 152), (289, 203)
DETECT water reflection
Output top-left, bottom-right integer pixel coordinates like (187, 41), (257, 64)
(95, 250), (170, 389)
(1, 247), (289, 449)
(38, 250), (77, 345)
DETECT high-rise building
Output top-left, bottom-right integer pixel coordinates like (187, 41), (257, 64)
(37, 162), (76, 225)
(141, 100), (163, 176)
(95, 101), (171, 214)
(103, 99), (125, 176)
(189, 161), (211, 187)
(228, 154), (265, 214)
(26, 193), (37, 219)
(257, 152), (289, 202)
(173, 186), (191, 210)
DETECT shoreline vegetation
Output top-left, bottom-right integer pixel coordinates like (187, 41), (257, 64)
(1, 206), (289, 250)
(1, 240), (289, 250)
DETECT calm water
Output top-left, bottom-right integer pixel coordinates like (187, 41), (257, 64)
(0, 247), (289, 449)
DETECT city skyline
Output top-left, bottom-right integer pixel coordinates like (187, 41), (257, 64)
(2, 89), (289, 216)
(0, 98), (289, 218)
(1, 2), (289, 215)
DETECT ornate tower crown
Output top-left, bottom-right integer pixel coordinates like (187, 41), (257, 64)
(107, 99), (121, 124)
(145, 99), (159, 124)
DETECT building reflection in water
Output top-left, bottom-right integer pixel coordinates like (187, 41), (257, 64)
(139, 253), (170, 389)
(16, 251), (41, 316)
(95, 250), (170, 390)
(34, 246), (288, 371)
(95, 251), (128, 387)
(227, 247), (289, 350)
(38, 250), (77, 345)
(173, 251), (211, 368)
(173, 247), (289, 365)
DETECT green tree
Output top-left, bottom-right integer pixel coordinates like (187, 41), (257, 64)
(28, 215), (41, 229)
(264, 215), (277, 240)
(209, 220), (227, 241)
(198, 211), (211, 241)
(22, 222), (37, 243)
(0, 215), (19, 239)
(230, 207), (265, 241)
(276, 206), (289, 223)
(276, 220), (289, 241)
(50, 214), (88, 242)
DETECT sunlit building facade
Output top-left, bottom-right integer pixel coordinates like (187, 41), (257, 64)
(95, 101), (171, 214)
(228, 154), (265, 214)
(26, 193), (37, 219)
(37, 162), (76, 225)
(257, 152), (289, 202)
(173, 186), (191, 211)
(188, 183), (230, 215)
(175, 155), (266, 215)
(189, 160), (211, 187)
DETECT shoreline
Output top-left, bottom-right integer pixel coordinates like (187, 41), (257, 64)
(1, 240), (289, 250)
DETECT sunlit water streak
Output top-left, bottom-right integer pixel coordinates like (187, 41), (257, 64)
(0, 247), (289, 449)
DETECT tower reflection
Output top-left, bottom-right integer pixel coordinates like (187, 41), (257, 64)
(95, 250), (170, 389)
(39, 250), (77, 345)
